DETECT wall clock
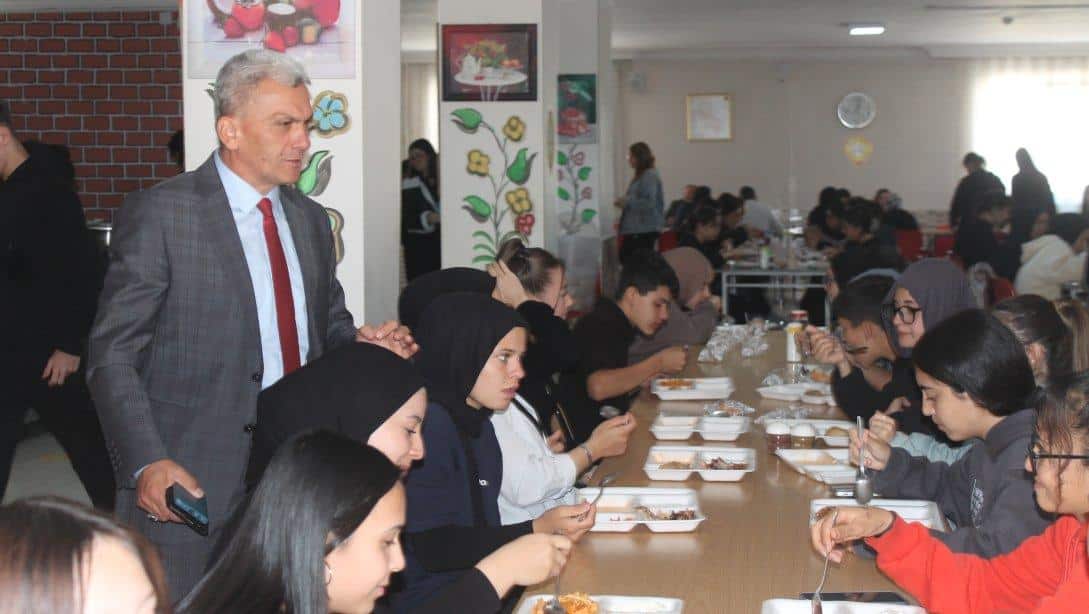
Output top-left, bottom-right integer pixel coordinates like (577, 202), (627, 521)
(837, 92), (876, 129)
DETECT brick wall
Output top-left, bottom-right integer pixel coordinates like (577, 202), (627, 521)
(0, 9), (182, 222)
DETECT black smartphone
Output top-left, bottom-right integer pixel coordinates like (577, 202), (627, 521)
(799, 591), (908, 604)
(166, 483), (209, 536)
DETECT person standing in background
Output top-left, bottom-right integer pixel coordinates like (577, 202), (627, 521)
(615, 142), (664, 264)
(402, 138), (441, 280)
(949, 152), (1005, 227)
(1011, 148), (1055, 220)
(86, 50), (416, 600)
(0, 101), (115, 512)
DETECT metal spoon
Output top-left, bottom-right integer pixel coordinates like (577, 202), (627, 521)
(811, 508), (839, 614)
(854, 416), (874, 505)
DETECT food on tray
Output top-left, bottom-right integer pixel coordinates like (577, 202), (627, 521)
(809, 369), (832, 384)
(704, 400), (751, 416)
(790, 424), (817, 448)
(824, 426), (850, 438)
(635, 506), (697, 521)
(658, 378), (694, 390)
(659, 460), (694, 470)
(532, 593), (599, 614)
(703, 456), (747, 470)
(801, 389), (828, 403)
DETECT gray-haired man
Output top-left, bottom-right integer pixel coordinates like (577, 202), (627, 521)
(88, 50), (416, 599)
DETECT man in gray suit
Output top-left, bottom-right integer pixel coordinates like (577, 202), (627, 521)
(87, 50), (416, 600)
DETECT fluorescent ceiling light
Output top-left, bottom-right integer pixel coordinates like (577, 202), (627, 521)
(849, 24), (886, 36)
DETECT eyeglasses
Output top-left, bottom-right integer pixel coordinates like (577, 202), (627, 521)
(1027, 435), (1089, 473)
(833, 328), (868, 355)
(885, 302), (923, 325)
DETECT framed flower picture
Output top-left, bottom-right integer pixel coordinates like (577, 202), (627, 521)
(441, 24), (538, 102)
(686, 93), (733, 142)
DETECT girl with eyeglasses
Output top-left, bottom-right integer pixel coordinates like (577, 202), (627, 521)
(847, 309), (1053, 557)
(813, 371), (1089, 612)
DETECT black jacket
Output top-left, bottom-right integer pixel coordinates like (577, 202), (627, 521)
(1, 144), (99, 358)
(954, 217), (1019, 280)
(831, 238), (903, 288)
(831, 357), (943, 439)
(950, 169), (1005, 227)
(1011, 169), (1055, 217)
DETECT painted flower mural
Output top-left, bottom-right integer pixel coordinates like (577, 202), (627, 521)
(451, 107), (538, 265)
(556, 143), (596, 235)
(311, 90), (350, 137)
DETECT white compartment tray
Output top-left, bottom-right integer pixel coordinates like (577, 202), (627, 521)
(761, 599), (924, 614)
(757, 383), (836, 405)
(810, 498), (948, 532)
(577, 487), (705, 533)
(643, 445), (756, 482)
(652, 376), (734, 400)
(650, 415), (751, 442)
(775, 448), (857, 485)
(518, 595), (684, 614)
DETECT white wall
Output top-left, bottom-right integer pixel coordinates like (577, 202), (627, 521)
(617, 58), (976, 213)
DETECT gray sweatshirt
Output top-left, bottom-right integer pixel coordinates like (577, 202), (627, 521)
(618, 168), (665, 235)
(872, 409), (1052, 558)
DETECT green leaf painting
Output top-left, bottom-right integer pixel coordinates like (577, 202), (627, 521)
(453, 110), (538, 267)
(296, 150), (332, 196)
(577, 166), (592, 181)
(557, 143), (597, 235)
(557, 151), (568, 166)
(557, 187), (571, 201)
(581, 209), (598, 223)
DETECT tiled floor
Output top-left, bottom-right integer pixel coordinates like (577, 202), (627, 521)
(2, 432), (91, 506)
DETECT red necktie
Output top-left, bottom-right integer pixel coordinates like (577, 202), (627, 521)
(257, 198), (301, 375)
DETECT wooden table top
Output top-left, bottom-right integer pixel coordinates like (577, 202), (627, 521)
(520, 333), (903, 613)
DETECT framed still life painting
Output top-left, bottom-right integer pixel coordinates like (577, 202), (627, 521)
(441, 24), (538, 102)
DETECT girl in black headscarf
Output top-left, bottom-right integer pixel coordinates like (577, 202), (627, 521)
(245, 343), (428, 488)
(397, 267), (496, 331)
(392, 293), (594, 614)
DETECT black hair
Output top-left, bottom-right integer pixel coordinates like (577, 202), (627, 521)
(716, 193), (744, 216)
(818, 186), (839, 210)
(1048, 213), (1089, 247)
(684, 204), (720, 234)
(167, 129), (184, 170)
(913, 309), (1038, 417)
(692, 185), (712, 202)
(408, 138), (439, 181)
(841, 198), (881, 234)
(739, 186), (756, 200)
(874, 188), (891, 199)
(833, 276), (895, 327)
(992, 294), (1073, 385)
(0, 100), (12, 129)
(976, 191), (1013, 215)
(836, 188), (851, 202)
(1015, 148), (1036, 173)
(963, 152), (985, 167)
(179, 430), (402, 614)
(496, 238), (564, 295)
(614, 248), (679, 301)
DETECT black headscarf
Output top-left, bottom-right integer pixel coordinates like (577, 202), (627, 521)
(245, 343), (425, 488)
(414, 292), (527, 437)
(397, 267), (497, 331)
(885, 258), (977, 358)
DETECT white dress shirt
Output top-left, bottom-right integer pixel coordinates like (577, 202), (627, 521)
(214, 152), (309, 389)
(491, 394), (578, 525)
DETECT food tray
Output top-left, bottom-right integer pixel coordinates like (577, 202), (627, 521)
(650, 415), (751, 442)
(643, 445), (756, 482)
(518, 595), (684, 614)
(763, 419), (853, 447)
(577, 487), (705, 533)
(810, 498), (948, 532)
(761, 599), (923, 614)
(757, 383), (836, 405)
(652, 377), (734, 401)
(775, 448), (857, 485)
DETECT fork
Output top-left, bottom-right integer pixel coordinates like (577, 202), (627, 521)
(578, 473), (617, 521)
(543, 534), (567, 614)
(811, 508), (839, 614)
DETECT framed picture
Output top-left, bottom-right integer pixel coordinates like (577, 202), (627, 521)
(558, 73), (597, 144)
(441, 24), (538, 102)
(187, 0), (356, 79)
(685, 93), (732, 142)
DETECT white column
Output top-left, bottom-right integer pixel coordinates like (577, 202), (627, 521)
(437, 0), (550, 268)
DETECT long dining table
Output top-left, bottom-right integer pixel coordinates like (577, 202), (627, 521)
(519, 333), (906, 613)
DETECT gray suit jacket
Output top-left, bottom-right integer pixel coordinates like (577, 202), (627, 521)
(87, 155), (357, 543)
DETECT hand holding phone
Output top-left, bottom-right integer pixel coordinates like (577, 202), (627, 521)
(166, 483), (209, 536)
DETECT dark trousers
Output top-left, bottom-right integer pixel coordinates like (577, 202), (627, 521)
(0, 349), (115, 510)
(619, 231), (660, 265)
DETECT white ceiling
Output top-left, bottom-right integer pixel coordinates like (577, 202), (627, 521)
(403, 0), (1089, 61)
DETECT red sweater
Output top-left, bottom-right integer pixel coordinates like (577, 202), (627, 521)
(868, 515), (1089, 613)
